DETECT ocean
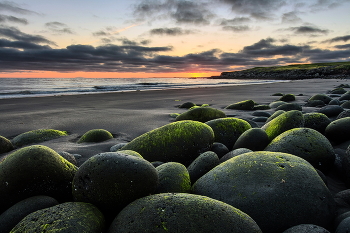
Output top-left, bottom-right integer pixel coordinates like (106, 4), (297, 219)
(0, 77), (282, 99)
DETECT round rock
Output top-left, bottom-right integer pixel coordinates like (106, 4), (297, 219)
(266, 110), (285, 123)
(175, 107), (226, 122)
(279, 94), (295, 102)
(179, 101), (196, 109)
(155, 162), (191, 193)
(325, 117), (350, 144)
(219, 148), (252, 163)
(12, 129), (67, 147)
(210, 142), (229, 158)
(309, 94), (332, 104)
(225, 99), (255, 110)
(282, 224), (330, 233)
(318, 105), (344, 117)
(187, 151), (220, 183)
(233, 128), (269, 151)
(269, 101), (287, 108)
(276, 103), (302, 111)
(78, 129), (113, 143)
(0, 135), (14, 154)
(108, 193), (262, 233)
(192, 151), (336, 233)
(304, 113), (331, 134)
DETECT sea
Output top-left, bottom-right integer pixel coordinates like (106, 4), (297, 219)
(0, 77), (283, 99)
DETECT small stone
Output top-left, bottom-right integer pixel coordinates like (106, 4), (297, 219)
(279, 94), (295, 102)
(78, 129), (113, 143)
(187, 151), (220, 183)
(225, 99), (255, 110)
(155, 162), (191, 193)
(233, 128), (269, 151)
(176, 107), (226, 122)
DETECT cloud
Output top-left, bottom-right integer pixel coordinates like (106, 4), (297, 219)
(0, 38), (51, 49)
(150, 27), (195, 36)
(45, 22), (74, 34)
(310, 0), (350, 11)
(323, 35), (350, 43)
(93, 30), (110, 37)
(334, 44), (350, 49)
(284, 25), (330, 36)
(0, 26), (56, 45)
(220, 17), (251, 32)
(281, 11), (302, 24)
(0, 14), (28, 24)
(222, 25), (251, 32)
(0, 1), (39, 15)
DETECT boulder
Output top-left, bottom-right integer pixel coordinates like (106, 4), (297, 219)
(264, 128), (335, 172)
(337, 110), (350, 119)
(269, 101), (287, 108)
(0, 145), (77, 213)
(335, 217), (350, 233)
(341, 101), (350, 109)
(108, 193), (262, 233)
(205, 117), (251, 150)
(279, 94), (295, 102)
(275, 103), (302, 111)
(187, 151), (220, 183)
(219, 148), (252, 163)
(225, 99), (255, 110)
(179, 102), (196, 109)
(266, 110), (285, 123)
(252, 117), (268, 122)
(210, 142), (229, 158)
(252, 111), (271, 117)
(304, 113), (331, 134)
(253, 105), (271, 110)
(233, 128), (269, 151)
(339, 93), (350, 101)
(282, 224), (330, 233)
(155, 162), (191, 193)
(192, 151), (336, 233)
(305, 100), (326, 107)
(78, 129), (113, 143)
(11, 129), (67, 147)
(121, 120), (214, 165)
(329, 99), (341, 105)
(58, 151), (78, 165)
(10, 202), (105, 233)
(309, 94), (332, 104)
(110, 143), (128, 152)
(0, 135), (14, 154)
(330, 88), (346, 94)
(72, 152), (158, 216)
(325, 117), (350, 144)
(0, 195), (59, 233)
(261, 110), (304, 141)
(176, 107), (226, 122)
(318, 105), (344, 117)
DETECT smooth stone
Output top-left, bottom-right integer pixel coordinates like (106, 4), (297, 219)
(108, 193), (262, 233)
(266, 110), (285, 123)
(252, 111), (271, 117)
(319, 105), (345, 117)
(0, 145), (77, 213)
(253, 105), (271, 110)
(261, 110), (304, 142)
(265, 128), (335, 172)
(304, 113), (331, 134)
(275, 103), (302, 111)
(0, 135), (14, 154)
(192, 151), (336, 233)
(121, 120), (214, 166)
(252, 117), (268, 122)
(11, 129), (67, 147)
(210, 142), (229, 158)
(337, 110), (350, 119)
(269, 101), (287, 108)
(309, 94), (332, 104)
(219, 148), (252, 163)
(330, 99), (341, 105)
(78, 129), (113, 143)
(305, 100), (326, 107)
(233, 128), (269, 151)
(10, 202), (105, 233)
(225, 99), (255, 110)
(155, 162), (191, 193)
(58, 151), (78, 165)
(279, 94), (295, 102)
(110, 143), (128, 152)
(179, 101), (196, 108)
(325, 117), (350, 144)
(341, 101), (350, 109)
(187, 151), (220, 183)
(339, 93), (350, 101)
(72, 152), (158, 217)
(175, 107), (226, 122)
(205, 117), (251, 150)
(330, 88), (347, 94)
(335, 217), (350, 233)
(282, 224), (330, 233)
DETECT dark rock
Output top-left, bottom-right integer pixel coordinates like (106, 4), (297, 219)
(253, 105), (270, 110)
(261, 110), (304, 141)
(225, 99), (255, 110)
(279, 94), (295, 102)
(151, 161), (164, 167)
(210, 142), (229, 158)
(179, 101), (196, 108)
(341, 101), (350, 109)
(266, 110), (285, 123)
(78, 129), (113, 143)
(233, 128), (269, 151)
(276, 103), (302, 111)
(240, 118), (259, 128)
(155, 162), (191, 193)
(0, 145), (77, 213)
(271, 93), (284, 96)
(305, 100), (326, 107)
(205, 118), (251, 150)
(110, 143), (128, 152)
(117, 150), (143, 158)
(309, 94), (333, 104)
(219, 148), (252, 163)
(192, 151), (336, 233)
(72, 152), (158, 216)
(339, 93), (350, 101)
(325, 117), (350, 144)
(0, 135), (14, 154)
(252, 111), (271, 117)
(187, 151), (220, 183)
(330, 88), (347, 94)
(12, 129), (68, 147)
(176, 107), (226, 122)
(0, 196), (59, 233)
(335, 217), (350, 233)
(329, 99), (341, 105)
(282, 224), (330, 233)
(269, 101), (287, 108)
(265, 128), (335, 172)
(108, 193), (262, 233)
(319, 105), (344, 117)
(10, 202), (105, 233)
(337, 110), (350, 119)
(335, 211), (350, 229)
(304, 113), (331, 134)
(58, 151), (78, 165)
(121, 121), (214, 165)
(252, 116), (268, 122)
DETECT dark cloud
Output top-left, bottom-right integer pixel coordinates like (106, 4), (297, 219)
(323, 35), (350, 43)
(150, 27), (195, 36)
(0, 14), (28, 24)
(310, 0), (350, 11)
(0, 1), (39, 15)
(222, 25), (250, 32)
(93, 30), (110, 37)
(285, 25), (330, 36)
(334, 44), (350, 49)
(0, 26), (56, 45)
(220, 17), (251, 25)
(0, 38), (50, 49)
(281, 11), (302, 24)
(45, 22), (74, 34)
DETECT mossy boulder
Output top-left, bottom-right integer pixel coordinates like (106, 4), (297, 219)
(279, 94), (295, 102)
(11, 129), (67, 147)
(225, 99), (255, 110)
(325, 117), (350, 144)
(205, 118), (251, 150)
(0, 195), (59, 233)
(341, 100), (350, 109)
(210, 142), (229, 158)
(264, 128), (335, 172)
(282, 224), (330, 233)
(233, 128), (269, 151)
(261, 110), (304, 141)
(252, 111), (271, 117)
(318, 105), (344, 117)
(179, 101), (196, 108)
(175, 107), (226, 122)
(0, 136), (14, 154)
(305, 100), (326, 107)
(72, 152), (158, 216)
(253, 105), (271, 110)
(275, 103), (302, 111)
(78, 129), (113, 143)
(108, 193), (262, 233)
(187, 151), (220, 183)
(269, 101), (287, 108)
(155, 162), (191, 193)
(339, 93), (350, 101)
(192, 151), (336, 233)
(117, 150), (143, 158)
(304, 113), (331, 134)
(266, 110), (285, 123)
(10, 202), (105, 233)
(309, 94), (332, 104)
(0, 145), (77, 213)
(121, 120), (214, 165)
(330, 87), (346, 94)
(219, 148), (252, 163)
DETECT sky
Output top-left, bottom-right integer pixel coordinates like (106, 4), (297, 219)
(0, 0), (350, 78)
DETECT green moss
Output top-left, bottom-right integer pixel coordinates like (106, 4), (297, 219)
(78, 129), (113, 143)
(225, 100), (255, 110)
(118, 150), (143, 158)
(12, 129), (68, 147)
(176, 107), (226, 122)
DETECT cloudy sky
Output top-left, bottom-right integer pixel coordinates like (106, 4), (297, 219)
(0, 0), (350, 78)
